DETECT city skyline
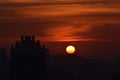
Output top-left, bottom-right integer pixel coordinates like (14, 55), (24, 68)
(0, 0), (120, 80)
(0, 35), (120, 80)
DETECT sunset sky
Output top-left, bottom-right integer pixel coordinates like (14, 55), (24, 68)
(0, 0), (120, 60)
(0, 0), (120, 42)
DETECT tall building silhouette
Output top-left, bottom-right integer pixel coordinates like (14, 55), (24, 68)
(0, 48), (6, 63)
(10, 36), (49, 80)
(0, 48), (9, 80)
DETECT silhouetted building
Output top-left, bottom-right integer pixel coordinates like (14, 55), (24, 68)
(0, 48), (9, 80)
(0, 48), (6, 61)
(10, 36), (49, 80)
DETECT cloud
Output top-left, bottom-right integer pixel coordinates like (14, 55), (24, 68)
(0, 0), (120, 42)
(0, 18), (70, 39)
(0, 0), (120, 4)
(0, 0), (120, 19)
(73, 23), (120, 41)
(1, 3), (119, 19)
(0, 8), (120, 41)
(0, 0), (120, 8)
(42, 23), (94, 41)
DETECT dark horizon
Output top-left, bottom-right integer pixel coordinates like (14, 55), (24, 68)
(0, 36), (120, 80)
(1, 39), (120, 61)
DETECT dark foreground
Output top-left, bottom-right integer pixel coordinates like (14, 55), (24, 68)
(1, 55), (120, 80)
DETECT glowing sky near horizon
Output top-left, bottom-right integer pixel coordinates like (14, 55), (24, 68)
(0, 0), (120, 42)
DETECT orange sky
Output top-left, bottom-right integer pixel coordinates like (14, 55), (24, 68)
(0, 0), (120, 60)
(0, 0), (120, 42)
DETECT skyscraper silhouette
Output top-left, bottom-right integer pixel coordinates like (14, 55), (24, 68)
(10, 36), (49, 80)
(0, 48), (9, 80)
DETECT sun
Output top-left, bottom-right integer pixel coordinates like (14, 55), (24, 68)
(66, 45), (75, 54)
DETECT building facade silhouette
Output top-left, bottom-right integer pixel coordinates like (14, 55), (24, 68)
(0, 48), (9, 80)
(10, 36), (49, 80)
